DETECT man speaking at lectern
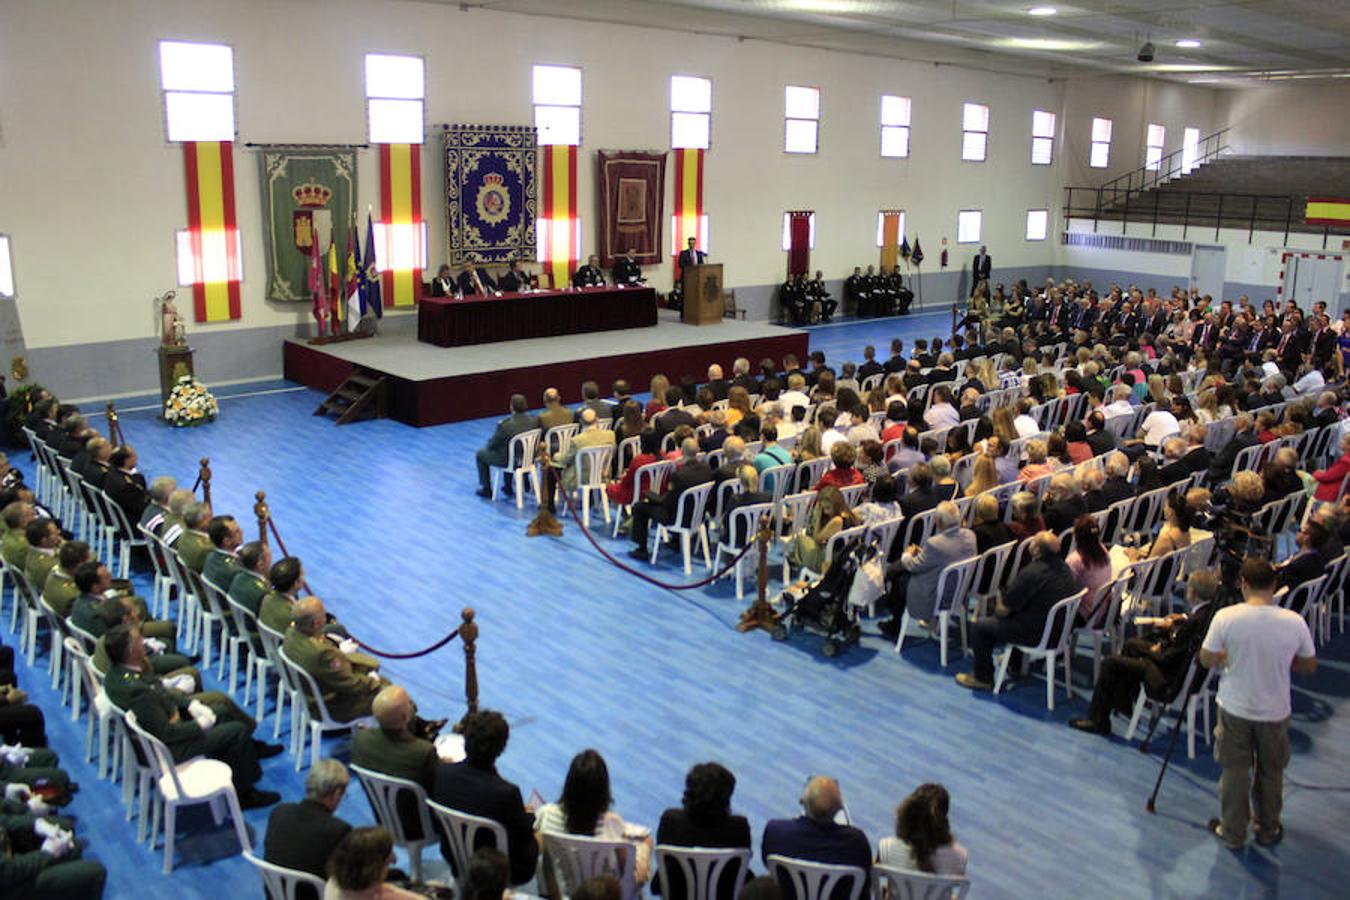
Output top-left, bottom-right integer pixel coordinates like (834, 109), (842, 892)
(678, 236), (706, 270)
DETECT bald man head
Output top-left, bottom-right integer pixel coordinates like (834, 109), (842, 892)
(372, 685), (413, 733)
(293, 596), (327, 633)
(801, 776), (843, 822)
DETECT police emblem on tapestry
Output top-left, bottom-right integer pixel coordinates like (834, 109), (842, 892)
(257, 146), (357, 302)
(444, 124), (538, 264)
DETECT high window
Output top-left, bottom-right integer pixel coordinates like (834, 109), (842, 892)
(1031, 110), (1055, 165)
(961, 103), (989, 162)
(880, 95), (911, 158)
(1090, 117), (1112, 168)
(957, 209), (982, 244)
(784, 86), (820, 154)
(1145, 123), (1166, 171)
(671, 75), (711, 150)
(159, 40), (235, 142)
(365, 54), (424, 144)
(533, 65), (582, 146)
(1025, 209), (1049, 241)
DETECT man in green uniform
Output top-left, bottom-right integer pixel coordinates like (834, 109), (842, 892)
(351, 685), (440, 839)
(173, 502), (213, 573)
(227, 542), (270, 658)
(22, 518), (61, 589)
(0, 813), (106, 900)
(201, 515), (244, 590)
(137, 475), (177, 536)
(66, 562), (177, 646)
(102, 624), (281, 808)
(283, 597), (387, 723)
(0, 502), (35, 568)
(157, 487), (195, 543)
(258, 558), (378, 671)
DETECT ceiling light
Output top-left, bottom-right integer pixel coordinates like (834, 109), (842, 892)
(1175, 39), (1202, 49)
(1028, 6), (1058, 15)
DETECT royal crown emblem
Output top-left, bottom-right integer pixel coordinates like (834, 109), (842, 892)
(292, 181), (333, 209)
(476, 172), (511, 225)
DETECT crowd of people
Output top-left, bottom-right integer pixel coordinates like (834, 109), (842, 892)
(476, 276), (1350, 853)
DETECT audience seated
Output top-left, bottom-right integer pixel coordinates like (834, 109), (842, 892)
(201, 514), (244, 591)
(880, 502), (975, 638)
(627, 439), (714, 560)
(325, 827), (423, 900)
(352, 686), (438, 841)
(655, 761), (751, 900)
(761, 775), (870, 875)
(877, 783), (967, 877)
(263, 758), (353, 898)
(474, 394), (536, 498)
(432, 709), (538, 885)
(172, 501), (214, 572)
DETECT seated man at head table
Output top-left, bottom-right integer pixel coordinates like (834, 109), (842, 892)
(612, 248), (645, 286)
(499, 260), (534, 293)
(429, 264), (457, 297)
(572, 254), (606, 288)
(457, 264), (498, 297)
(281, 596), (445, 736)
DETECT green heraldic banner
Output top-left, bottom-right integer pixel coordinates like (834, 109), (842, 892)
(257, 146), (358, 302)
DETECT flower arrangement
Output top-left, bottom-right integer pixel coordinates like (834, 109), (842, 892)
(164, 375), (218, 427)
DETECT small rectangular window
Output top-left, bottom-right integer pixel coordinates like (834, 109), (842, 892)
(533, 64), (583, 147)
(670, 216), (710, 255)
(875, 211), (907, 247)
(0, 235), (14, 299)
(785, 85), (820, 154)
(1025, 209), (1049, 241)
(175, 229), (244, 286)
(365, 53), (424, 144)
(671, 75), (712, 150)
(957, 210), (982, 244)
(1145, 123), (1166, 170)
(1090, 117), (1112, 168)
(1031, 109), (1055, 165)
(880, 94), (911, 158)
(159, 40), (235, 142)
(961, 102), (989, 162)
(1181, 126), (1200, 174)
(782, 212), (816, 251)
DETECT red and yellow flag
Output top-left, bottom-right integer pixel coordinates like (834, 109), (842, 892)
(541, 144), (579, 289)
(673, 148), (704, 267)
(1305, 197), (1350, 227)
(879, 210), (901, 271)
(183, 141), (241, 322)
(379, 143), (422, 308)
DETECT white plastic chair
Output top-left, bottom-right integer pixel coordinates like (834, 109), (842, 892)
(1075, 577), (1127, 685)
(350, 763), (437, 883)
(571, 445), (616, 526)
(427, 800), (509, 890)
(256, 623), (301, 752)
(765, 854), (867, 900)
(242, 849), (326, 900)
(122, 709), (251, 873)
(1125, 659), (1217, 760)
(870, 861), (970, 900)
(652, 482), (715, 575)
(655, 845), (752, 900)
(612, 459), (675, 538)
(992, 589), (1086, 710)
(795, 457), (831, 493)
(277, 646), (376, 770)
(713, 502), (774, 600)
(969, 540), (1015, 620)
(542, 830), (640, 900)
(893, 555), (979, 667)
(544, 423), (580, 457)
(491, 428), (542, 509)
(226, 594), (274, 722)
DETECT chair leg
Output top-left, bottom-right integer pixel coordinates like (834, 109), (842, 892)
(1124, 690), (1147, 740)
(224, 788), (250, 855)
(1046, 652), (1056, 710)
(993, 650), (1011, 695)
(409, 845), (423, 884)
(1186, 697), (1197, 760)
(309, 722), (321, 769)
(680, 533), (692, 576)
(162, 800), (176, 874)
(513, 470), (525, 510)
(893, 611), (912, 654)
(938, 612), (949, 668)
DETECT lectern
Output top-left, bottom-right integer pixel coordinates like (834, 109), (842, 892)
(157, 344), (195, 406)
(681, 263), (724, 325)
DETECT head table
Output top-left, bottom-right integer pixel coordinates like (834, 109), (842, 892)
(417, 285), (659, 347)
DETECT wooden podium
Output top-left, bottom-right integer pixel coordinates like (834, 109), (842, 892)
(681, 263), (724, 325)
(157, 344), (195, 406)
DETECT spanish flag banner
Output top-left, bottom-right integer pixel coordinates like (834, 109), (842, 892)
(541, 144), (579, 289)
(183, 141), (241, 322)
(379, 143), (423, 308)
(879, 210), (901, 271)
(1305, 197), (1350, 228)
(673, 148), (704, 266)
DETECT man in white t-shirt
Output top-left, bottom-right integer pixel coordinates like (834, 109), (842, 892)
(1011, 398), (1041, 438)
(1137, 406), (1180, 448)
(1102, 385), (1135, 418)
(1199, 557), (1317, 849)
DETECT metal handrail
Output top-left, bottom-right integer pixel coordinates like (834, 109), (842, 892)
(1098, 127), (1230, 199)
(1061, 186), (1322, 246)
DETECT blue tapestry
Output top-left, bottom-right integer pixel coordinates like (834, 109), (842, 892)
(444, 124), (537, 264)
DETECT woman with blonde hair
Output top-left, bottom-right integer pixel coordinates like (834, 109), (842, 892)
(965, 452), (999, 497)
(791, 485), (860, 573)
(1195, 390), (1220, 425)
(1146, 373), (1168, 405)
(794, 425), (823, 462)
(990, 406), (1018, 445)
(646, 374), (670, 419)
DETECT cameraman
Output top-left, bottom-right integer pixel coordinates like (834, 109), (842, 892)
(1200, 557), (1316, 849)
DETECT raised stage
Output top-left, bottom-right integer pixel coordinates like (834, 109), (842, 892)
(284, 311), (810, 426)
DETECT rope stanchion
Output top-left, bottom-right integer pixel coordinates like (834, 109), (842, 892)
(104, 401), (126, 447)
(555, 482), (757, 591)
(353, 626), (462, 659)
(191, 457), (212, 506)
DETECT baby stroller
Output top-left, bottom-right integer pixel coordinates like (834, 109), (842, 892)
(774, 539), (869, 657)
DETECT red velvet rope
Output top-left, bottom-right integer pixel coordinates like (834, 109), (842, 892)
(557, 483), (759, 591)
(353, 627), (462, 660)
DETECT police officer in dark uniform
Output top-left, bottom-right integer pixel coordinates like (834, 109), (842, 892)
(844, 267), (869, 317)
(611, 249), (645, 286)
(571, 255), (606, 288)
(807, 270), (836, 322)
(781, 274), (809, 324)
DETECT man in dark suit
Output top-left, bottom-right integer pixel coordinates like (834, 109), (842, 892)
(499, 260), (533, 292)
(971, 245), (992, 285)
(628, 438), (713, 558)
(1308, 315), (1336, 367)
(457, 265), (497, 296)
(612, 249), (645, 286)
(761, 776), (870, 879)
(958, 532), (1079, 691)
(844, 267), (870, 317)
(264, 759), (354, 897)
(657, 762), (752, 900)
(1274, 320), (1306, 369)
(1277, 521), (1333, 600)
(1098, 452), (1134, 507)
(1070, 571), (1220, 735)
(1085, 411), (1116, 458)
(103, 446), (149, 524)
(704, 364), (731, 401)
(1206, 413), (1258, 484)
(652, 388), (698, 442)
(571, 254), (606, 288)
(432, 709), (539, 885)
(572, 382), (611, 423)
(678, 236), (706, 271)
(898, 463), (941, 521)
(102, 623), (281, 807)
(428, 264), (457, 297)
(475, 394), (537, 498)
(857, 346), (884, 381)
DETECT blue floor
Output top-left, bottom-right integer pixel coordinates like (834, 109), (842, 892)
(7, 310), (1348, 899)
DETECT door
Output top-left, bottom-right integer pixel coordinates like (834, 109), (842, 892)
(1285, 255), (1344, 309)
(1191, 244), (1226, 301)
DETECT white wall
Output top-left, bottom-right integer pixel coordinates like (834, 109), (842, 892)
(0, 0), (1067, 356)
(1217, 83), (1350, 157)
